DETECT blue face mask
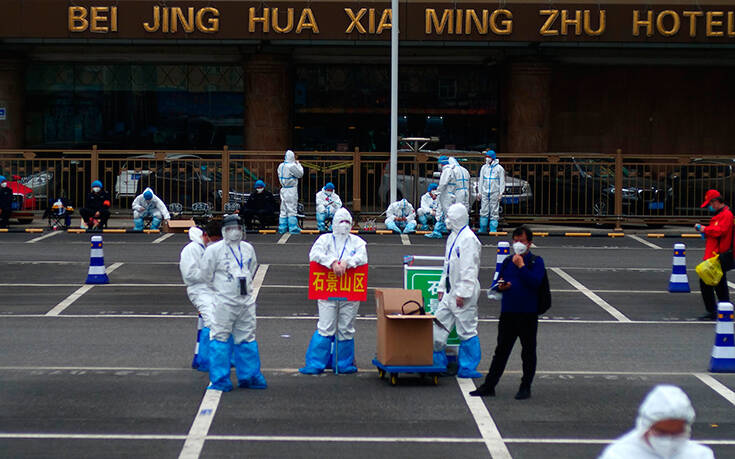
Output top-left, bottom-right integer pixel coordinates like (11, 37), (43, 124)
(708, 205), (716, 213)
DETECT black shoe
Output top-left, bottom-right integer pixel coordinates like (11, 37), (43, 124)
(470, 383), (495, 397)
(514, 387), (531, 400)
(697, 313), (716, 321)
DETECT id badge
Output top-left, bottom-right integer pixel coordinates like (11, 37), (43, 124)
(239, 277), (248, 296)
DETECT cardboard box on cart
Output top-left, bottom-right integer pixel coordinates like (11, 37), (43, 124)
(375, 288), (435, 366)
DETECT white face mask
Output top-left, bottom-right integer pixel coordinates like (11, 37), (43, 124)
(0, 182), (7, 188)
(255, 188), (264, 194)
(223, 227), (243, 244)
(512, 241), (528, 255)
(334, 221), (351, 235)
(325, 191), (332, 197)
(647, 432), (689, 457)
(92, 187), (101, 193)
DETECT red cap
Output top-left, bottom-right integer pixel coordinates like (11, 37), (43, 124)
(701, 189), (722, 208)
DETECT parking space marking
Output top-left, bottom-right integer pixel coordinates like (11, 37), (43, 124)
(551, 268), (632, 322)
(457, 377), (512, 459)
(277, 233), (291, 244)
(401, 234), (411, 245)
(25, 231), (62, 244)
(152, 233), (175, 244)
(627, 234), (663, 250)
(694, 373), (735, 407)
(44, 263), (123, 316)
(728, 281), (735, 290)
(179, 389), (223, 459)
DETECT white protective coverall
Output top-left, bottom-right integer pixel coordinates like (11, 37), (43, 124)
(132, 187), (170, 222)
(417, 191), (439, 220)
(315, 188), (342, 231)
(479, 158), (505, 223)
(449, 157), (471, 212)
(436, 161), (456, 219)
(179, 227), (215, 327)
(599, 385), (714, 459)
(385, 198), (417, 233)
(278, 150), (304, 218)
(433, 203), (483, 378)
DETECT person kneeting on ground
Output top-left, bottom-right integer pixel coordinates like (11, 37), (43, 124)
(471, 225), (544, 400)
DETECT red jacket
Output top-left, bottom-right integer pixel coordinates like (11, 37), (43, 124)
(703, 206), (734, 260)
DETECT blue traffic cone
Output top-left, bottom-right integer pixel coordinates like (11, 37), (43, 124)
(491, 241), (510, 289)
(709, 302), (735, 373)
(85, 235), (109, 284)
(668, 243), (690, 293)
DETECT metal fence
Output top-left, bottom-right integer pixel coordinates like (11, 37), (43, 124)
(1, 148), (732, 225)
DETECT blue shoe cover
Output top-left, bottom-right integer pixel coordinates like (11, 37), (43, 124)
(133, 218), (144, 231)
(234, 340), (267, 389)
(151, 217), (162, 230)
(299, 331), (333, 375)
(316, 212), (327, 232)
(333, 339), (358, 374)
(489, 220), (498, 232)
(208, 339), (233, 392)
(386, 221), (401, 234)
(479, 217), (489, 234)
(278, 217), (288, 234)
(403, 221), (417, 234)
(433, 350), (448, 368)
(194, 327), (211, 372)
(288, 216), (301, 234)
(457, 336), (483, 378)
(425, 230), (443, 239)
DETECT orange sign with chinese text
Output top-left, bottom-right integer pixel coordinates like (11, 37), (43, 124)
(308, 262), (369, 301)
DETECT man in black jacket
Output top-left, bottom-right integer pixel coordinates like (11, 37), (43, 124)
(239, 180), (277, 230)
(0, 175), (13, 228)
(79, 180), (111, 230)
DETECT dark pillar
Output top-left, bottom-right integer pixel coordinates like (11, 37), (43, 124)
(505, 61), (551, 154)
(244, 54), (291, 151)
(0, 60), (25, 148)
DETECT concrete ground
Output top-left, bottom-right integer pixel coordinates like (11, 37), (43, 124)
(0, 230), (733, 458)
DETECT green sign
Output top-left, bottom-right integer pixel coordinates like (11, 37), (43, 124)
(404, 265), (459, 346)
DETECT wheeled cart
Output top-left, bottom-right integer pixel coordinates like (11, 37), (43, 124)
(372, 358), (446, 386)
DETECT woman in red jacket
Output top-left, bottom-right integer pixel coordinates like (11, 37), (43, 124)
(694, 189), (733, 320)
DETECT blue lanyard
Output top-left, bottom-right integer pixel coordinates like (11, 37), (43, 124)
(447, 225), (467, 263)
(332, 235), (349, 261)
(229, 245), (244, 270)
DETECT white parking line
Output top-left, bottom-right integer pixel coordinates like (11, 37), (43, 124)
(26, 231), (62, 244)
(277, 233), (290, 244)
(400, 234), (411, 245)
(551, 268), (632, 322)
(152, 233), (174, 244)
(456, 377), (512, 459)
(694, 373), (735, 407)
(44, 263), (123, 316)
(728, 281), (735, 290)
(179, 389), (223, 459)
(627, 234), (662, 250)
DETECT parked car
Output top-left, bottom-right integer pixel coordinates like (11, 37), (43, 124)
(6, 175), (36, 224)
(669, 158), (735, 214)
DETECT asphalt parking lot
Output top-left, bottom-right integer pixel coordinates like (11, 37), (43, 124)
(1, 230), (734, 458)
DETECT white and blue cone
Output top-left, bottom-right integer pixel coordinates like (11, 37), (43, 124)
(668, 243), (690, 293)
(709, 302), (735, 373)
(488, 241), (510, 300)
(85, 235), (109, 284)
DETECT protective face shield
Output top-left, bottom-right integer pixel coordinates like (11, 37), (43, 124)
(92, 187), (101, 193)
(647, 428), (690, 457)
(332, 208), (353, 235)
(512, 241), (528, 255)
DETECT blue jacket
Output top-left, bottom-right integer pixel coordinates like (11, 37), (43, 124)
(498, 251), (545, 314)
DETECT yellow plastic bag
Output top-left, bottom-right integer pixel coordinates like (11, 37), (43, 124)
(696, 256), (723, 286)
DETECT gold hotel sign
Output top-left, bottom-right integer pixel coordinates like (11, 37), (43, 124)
(1, 2), (734, 42)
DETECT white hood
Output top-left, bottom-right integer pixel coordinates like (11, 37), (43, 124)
(636, 385), (695, 432)
(188, 226), (204, 245)
(285, 150), (295, 163)
(445, 203), (469, 232)
(332, 208), (353, 236)
(448, 157), (460, 167)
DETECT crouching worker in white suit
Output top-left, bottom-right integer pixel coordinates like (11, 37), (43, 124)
(599, 385), (714, 459)
(179, 221), (222, 372)
(132, 187), (170, 231)
(201, 215), (266, 391)
(433, 203), (483, 378)
(299, 208), (368, 375)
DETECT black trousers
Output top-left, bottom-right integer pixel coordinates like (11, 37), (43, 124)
(700, 275), (729, 314)
(482, 312), (538, 389)
(0, 207), (10, 227)
(79, 208), (110, 227)
(242, 209), (276, 229)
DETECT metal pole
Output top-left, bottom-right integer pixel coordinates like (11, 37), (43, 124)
(389, 0), (399, 203)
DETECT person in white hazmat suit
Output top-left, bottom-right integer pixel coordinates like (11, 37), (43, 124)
(179, 223), (222, 372)
(277, 150), (304, 234)
(315, 182), (342, 232)
(132, 187), (170, 231)
(417, 183), (440, 231)
(599, 385), (713, 459)
(426, 156), (452, 238)
(432, 203), (483, 378)
(299, 207), (368, 375)
(478, 150), (505, 234)
(449, 157), (471, 212)
(385, 198), (417, 234)
(200, 215), (266, 391)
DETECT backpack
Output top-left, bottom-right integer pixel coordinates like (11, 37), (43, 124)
(500, 254), (552, 315)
